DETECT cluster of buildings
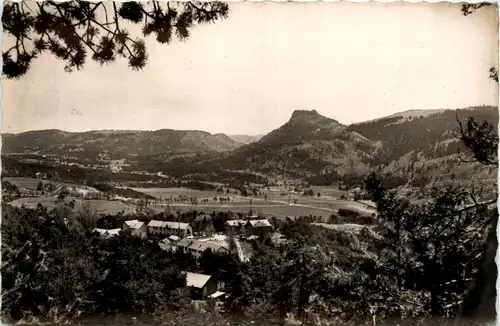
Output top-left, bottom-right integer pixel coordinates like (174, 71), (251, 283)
(90, 215), (294, 302)
(93, 216), (273, 249)
(92, 216), (274, 301)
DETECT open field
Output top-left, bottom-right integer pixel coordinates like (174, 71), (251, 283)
(6, 181), (376, 220)
(133, 186), (377, 218)
(127, 187), (221, 199)
(8, 197), (137, 215)
(157, 203), (336, 219)
(4, 177), (101, 193)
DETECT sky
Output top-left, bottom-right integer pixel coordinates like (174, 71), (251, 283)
(2, 1), (498, 135)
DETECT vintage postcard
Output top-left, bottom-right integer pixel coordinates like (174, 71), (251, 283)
(1, 1), (498, 325)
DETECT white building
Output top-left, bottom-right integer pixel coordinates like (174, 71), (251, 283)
(176, 238), (230, 259)
(226, 219), (272, 233)
(123, 219), (147, 238)
(147, 220), (193, 238)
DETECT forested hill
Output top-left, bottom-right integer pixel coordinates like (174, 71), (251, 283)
(347, 105), (498, 163)
(2, 129), (245, 158)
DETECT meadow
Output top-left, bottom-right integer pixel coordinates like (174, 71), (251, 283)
(5, 178), (376, 220)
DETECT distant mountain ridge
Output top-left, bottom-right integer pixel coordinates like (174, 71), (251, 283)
(2, 106), (497, 186)
(362, 109), (447, 124)
(2, 128), (245, 158)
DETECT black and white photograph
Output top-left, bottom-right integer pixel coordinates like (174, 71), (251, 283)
(1, 1), (499, 325)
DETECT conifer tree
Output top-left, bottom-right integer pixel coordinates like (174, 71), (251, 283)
(2, 1), (229, 78)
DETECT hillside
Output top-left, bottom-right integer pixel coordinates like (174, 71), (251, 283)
(2, 129), (245, 159)
(218, 110), (380, 177)
(347, 105), (498, 163)
(344, 105), (498, 190)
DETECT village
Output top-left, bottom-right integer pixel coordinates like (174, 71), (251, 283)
(93, 213), (280, 304)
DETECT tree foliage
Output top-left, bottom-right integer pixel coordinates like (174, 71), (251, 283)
(365, 172), (494, 316)
(2, 1), (229, 79)
(1, 203), (194, 322)
(453, 99), (498, 319)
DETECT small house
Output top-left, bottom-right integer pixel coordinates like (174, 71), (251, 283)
(226, 219), (272, 235)
(93, 228), (121, 239)
(123, 219), (147, 238)
(225, 219), (248, 233)
(247, 219), (272, 229)
(184, 272), (218, 300)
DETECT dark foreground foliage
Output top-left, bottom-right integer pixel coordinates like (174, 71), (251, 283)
(2, 186), (495, 324)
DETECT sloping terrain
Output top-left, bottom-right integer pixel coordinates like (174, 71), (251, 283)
(347, 106), (498, 189)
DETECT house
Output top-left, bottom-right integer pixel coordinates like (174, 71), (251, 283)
(147, 220), (193, 237)
(226, 219), (272, 234)
(183, 272), (218, 299)
(123, 219), (147, 238)
(247, 219), (272, 229)
(225, 219), (248, 233)
(93, 228), (121, 239)
(176, 238), (230, 259)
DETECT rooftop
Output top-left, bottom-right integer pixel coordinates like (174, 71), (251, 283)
(226, 219), (247, 226)
(184, 272), (212, 289)
(248, 219), (272, 228)
(148, 220), (191, 229)
(177, 238), (229, 252)
(124, 219), (144, 229)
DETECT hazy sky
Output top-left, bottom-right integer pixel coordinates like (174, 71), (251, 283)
(2, 2), (498, 135)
